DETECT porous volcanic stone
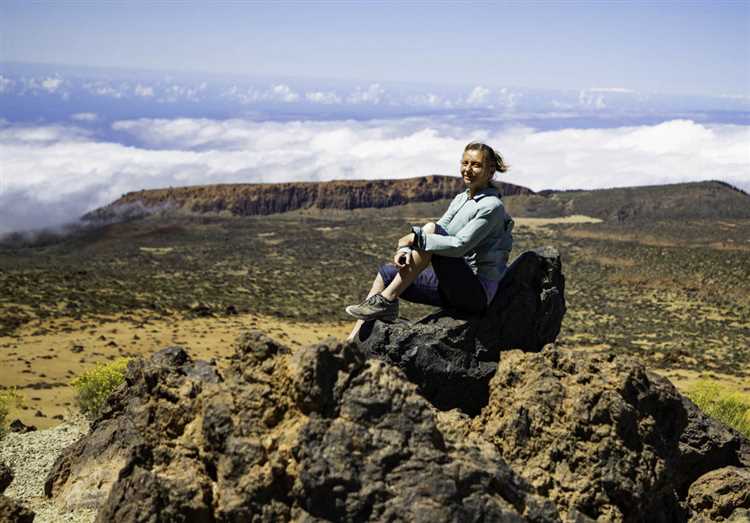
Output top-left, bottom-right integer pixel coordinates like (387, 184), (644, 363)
(471, 348), (747, 521)
(44, 330), (749, 522)
(46, 334), (556, 522)
(8, 420), (36, 434)
(687, 466), (750, 521)
(0, 495), (35, 523)
(0, 462), (12, 494)
(355, 246), (566, 413)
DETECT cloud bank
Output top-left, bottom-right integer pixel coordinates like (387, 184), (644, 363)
(1, 117), (748, 234)
(4, 63), (750, 122)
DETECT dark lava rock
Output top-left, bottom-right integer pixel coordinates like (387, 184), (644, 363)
(44, 331), (748, 522)
(355, 246), (566, 413)
(471, 348), (748, 521)
(189, 302), (213, 317)
(0, 495), (34, 523)
(0, 462), (12, 494)
(8, 420), (36, 433)
(46, 334), (555, 521)
(687, 466), (750, 521)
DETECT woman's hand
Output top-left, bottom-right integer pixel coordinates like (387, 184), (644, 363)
(394, 248), (413, 269)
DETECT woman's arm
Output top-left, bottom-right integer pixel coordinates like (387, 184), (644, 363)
(414, 205), (501, 258)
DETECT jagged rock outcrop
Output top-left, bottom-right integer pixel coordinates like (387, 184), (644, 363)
(687, 466), (750, 521)
(0, 462), (34, 523)
(82, 176), (533, 222)
(0, 496), (35, 523)
(44, 330), (748, 522)
(356, 246), (566, 414)
(471, 349), (749, 521)
(0, 462), (11, 493)
(46, 335), (555, 521)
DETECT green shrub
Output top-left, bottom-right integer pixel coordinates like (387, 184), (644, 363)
(71, 358), (131, 418)
(0, 388), (23, 435)
(686, 380), (750, 438)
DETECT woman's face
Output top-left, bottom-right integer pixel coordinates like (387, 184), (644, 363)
(461, 149), (492, 191)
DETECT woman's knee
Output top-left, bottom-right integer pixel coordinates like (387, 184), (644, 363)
(422, 222), (437, 234)
(409, 249), (432, 269)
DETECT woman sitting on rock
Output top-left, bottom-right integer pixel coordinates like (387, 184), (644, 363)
(346, 142), (514, 341)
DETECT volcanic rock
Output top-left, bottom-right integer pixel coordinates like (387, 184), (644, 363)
(355, 246), (566, 414)
(687, 466), (750, 521)
(8, 420), (36, 434)
(0, 495), (34, 523)
(44, 330), (748, 522)
(0, 462), (12, 493)
(471, 348), (747, 521)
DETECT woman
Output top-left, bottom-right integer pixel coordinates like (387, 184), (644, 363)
(345, 142), (514, 341)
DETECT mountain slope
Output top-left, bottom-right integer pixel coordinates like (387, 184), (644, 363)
(529, 180), (750, 222)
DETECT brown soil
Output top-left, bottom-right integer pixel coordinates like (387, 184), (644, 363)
(0, 312), (349, 429)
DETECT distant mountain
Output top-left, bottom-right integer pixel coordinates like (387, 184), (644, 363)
(508, 181), (750, 222)
(83, 177), (750, 226)
(82, 176), (533, 223)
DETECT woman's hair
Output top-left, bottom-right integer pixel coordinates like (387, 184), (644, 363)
(464, 141), (509, 176)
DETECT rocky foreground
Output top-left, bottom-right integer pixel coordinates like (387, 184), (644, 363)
(35, 335), (749, 522)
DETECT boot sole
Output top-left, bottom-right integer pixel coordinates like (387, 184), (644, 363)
(345, 306), (398, 323)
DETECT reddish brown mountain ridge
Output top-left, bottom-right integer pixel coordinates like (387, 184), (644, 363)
(82, 176), (533, 222)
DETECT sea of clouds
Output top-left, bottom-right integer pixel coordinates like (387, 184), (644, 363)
(2, 116), (748, 235)
(1, 64), (749, 235)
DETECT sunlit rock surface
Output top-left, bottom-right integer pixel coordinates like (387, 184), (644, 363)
(45, 327), (748, 522)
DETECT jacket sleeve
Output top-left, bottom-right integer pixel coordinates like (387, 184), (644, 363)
(419, 204), (502, 257)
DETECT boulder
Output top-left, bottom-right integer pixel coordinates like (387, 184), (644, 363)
(47, 334), (556, 522)
(355, 246), (566, 413)
(0, 495), (34, 523)
(8, 420), (36, 434)
(471, 348), (746, 521)
(44, 332), (748, 522)
(0, 462), (11, 494)
(687, 466), (750, 521)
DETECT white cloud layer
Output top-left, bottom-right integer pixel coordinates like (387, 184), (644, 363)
(1, 118), (748, 234)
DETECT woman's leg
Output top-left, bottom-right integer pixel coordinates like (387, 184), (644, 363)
(380, 221), (436, 301)
(346, 222), (438, 341)
(380, 249), (432, 301)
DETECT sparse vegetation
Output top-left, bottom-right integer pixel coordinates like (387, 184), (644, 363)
(687, 380), (750, 438)
(71, 358), (131, 419)
(0, 388), (23, 436)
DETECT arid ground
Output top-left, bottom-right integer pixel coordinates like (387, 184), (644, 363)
(1, 197), (749, 428)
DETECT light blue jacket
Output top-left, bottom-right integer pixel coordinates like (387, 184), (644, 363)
(412, 186), (514, 281)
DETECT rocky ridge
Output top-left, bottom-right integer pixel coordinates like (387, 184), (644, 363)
(82, 176), (533, 223)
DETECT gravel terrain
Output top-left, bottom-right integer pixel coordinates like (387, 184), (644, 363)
(1, 419), (96, 523)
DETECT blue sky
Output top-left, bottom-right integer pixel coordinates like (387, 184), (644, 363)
(2, 1), (748, 96)
(0, 1), (748, 234)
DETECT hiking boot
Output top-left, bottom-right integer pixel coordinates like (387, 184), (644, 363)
(345, 294), (399, 322)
